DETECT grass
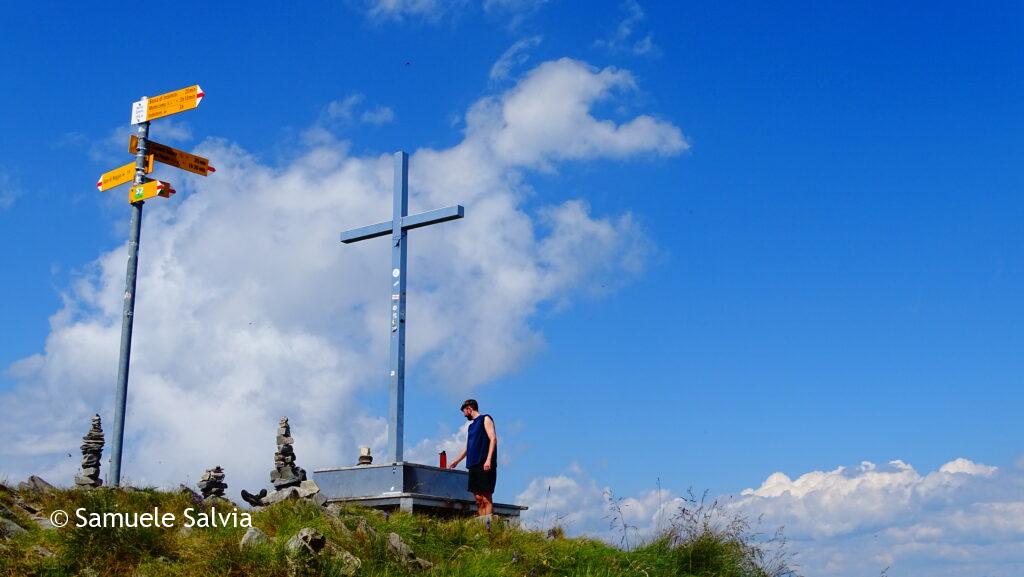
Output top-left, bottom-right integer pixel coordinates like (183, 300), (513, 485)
(0, 481), (799, 577)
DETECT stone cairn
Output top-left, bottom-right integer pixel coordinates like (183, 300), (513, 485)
(74, 414), (104, 488)
(197, 466), (227, 499)
(271, 417), (306, 490)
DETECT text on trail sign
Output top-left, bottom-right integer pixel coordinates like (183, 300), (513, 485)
(131, 85), (204, 125)
(129, 135), (214, 176)
(97, 155), (154, 191)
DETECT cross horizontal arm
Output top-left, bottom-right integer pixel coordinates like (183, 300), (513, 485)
(340, 221), (392, 243)
(339, 205), (465, 244)
(400, 205), (464, 231)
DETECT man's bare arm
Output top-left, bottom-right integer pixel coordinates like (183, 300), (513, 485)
(449, 448), (467, 469)
(483, 416), (498, 470)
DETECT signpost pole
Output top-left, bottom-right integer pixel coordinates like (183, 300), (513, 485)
(109, 115), (150, 487)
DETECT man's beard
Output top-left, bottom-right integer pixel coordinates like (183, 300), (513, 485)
(465, 414), (474, 421)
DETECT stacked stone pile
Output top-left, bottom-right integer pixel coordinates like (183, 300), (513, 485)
(197, 466), (227, 499)
(74, 415), (104, 488)
(271, 417), (306, 490)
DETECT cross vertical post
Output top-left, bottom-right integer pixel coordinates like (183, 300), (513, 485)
(340, 150), (465, 464)
(389, 152), (409, 463)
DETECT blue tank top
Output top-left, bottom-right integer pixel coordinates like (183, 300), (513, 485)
(466, 414), (496, 468)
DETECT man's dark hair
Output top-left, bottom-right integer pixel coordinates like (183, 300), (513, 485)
(460, 399), (478, 411)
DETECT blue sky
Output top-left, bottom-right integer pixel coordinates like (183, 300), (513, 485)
(1, 2), (1022, 575)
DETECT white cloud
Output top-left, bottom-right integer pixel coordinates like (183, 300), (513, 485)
(490, 36), (543, 81)
(465, 58), (686, 169)
(362, 0), (544, 25)
(518, 458), (1024, 577)
(1, 58), (682, 498)
(326, 95), (364, 121)
(364, 0), (467, 22)
(361, 105), (395, 125)
(322, 95), (395, 127)
(595, 1), (660, 57)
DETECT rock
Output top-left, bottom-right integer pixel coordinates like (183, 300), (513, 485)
(34, 516), (55, 530)
(386, 532), (415, 560)
(14, 499), (39, 515)
(355, 518), (377, 541)
(31, 544), (54, 558)
(74, 415), (105, 489)
(335, 549), (362, 576)
(286, 527), (326, 555)
(0, 518), (27, 539)
(271, 417), (307, 490)
(264, 487), (300, 505)
(387, 532), (432, 570)
(239, 526), (270, 549)
(297, 479), (320, 498)
(197, 466), (228, 499)
(311, 493), (328, 507)
(17, 476), (55, 494)
(241, 488), (268, 507)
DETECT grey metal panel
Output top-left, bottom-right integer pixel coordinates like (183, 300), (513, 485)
(313, 462), (474, 500)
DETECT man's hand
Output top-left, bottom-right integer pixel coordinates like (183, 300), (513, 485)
(448, 463), (458, 470)
(483, 460), (491, 471)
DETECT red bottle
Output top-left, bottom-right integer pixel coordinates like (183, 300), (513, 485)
(439, 450), (447, 468)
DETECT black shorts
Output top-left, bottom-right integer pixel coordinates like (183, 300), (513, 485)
(468, 465), (497, 495)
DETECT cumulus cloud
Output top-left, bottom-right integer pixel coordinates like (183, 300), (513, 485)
(595, 1), (660, 57)
(1, 58), (682, 496)
(465, 58), (686, 169)
(516, 458), (1024, 577)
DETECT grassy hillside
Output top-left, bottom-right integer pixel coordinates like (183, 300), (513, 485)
(0, 482), (798, 577)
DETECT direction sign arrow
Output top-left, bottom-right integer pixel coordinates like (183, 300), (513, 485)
(128, 179), (175, 203)
(131, 85), (204, 125)
(97, 155), (154, 191)
(129, 135), (215, 176)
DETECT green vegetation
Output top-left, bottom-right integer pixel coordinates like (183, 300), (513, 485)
(0, 482), (798, 577)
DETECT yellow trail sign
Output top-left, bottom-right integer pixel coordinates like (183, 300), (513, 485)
(97, 156), (154, 191)
(129, 135), (214, 176)
(128, 180), (175, 203)
(131, 85), (204, 125)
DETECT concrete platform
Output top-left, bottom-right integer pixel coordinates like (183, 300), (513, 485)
(313, 462), (527, 519)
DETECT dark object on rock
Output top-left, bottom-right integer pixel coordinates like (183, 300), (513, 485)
(74, 415), (104, 488)
(271, 417), (307, 490)
(17, 476), (55, 494)
(197, 466), (227, 499)
(241, 488), (268, 507)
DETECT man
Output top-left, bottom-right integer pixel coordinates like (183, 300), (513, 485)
(448, 399), (497, 518)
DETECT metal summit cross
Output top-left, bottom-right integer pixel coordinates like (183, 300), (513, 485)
(340, 151), (464, 464)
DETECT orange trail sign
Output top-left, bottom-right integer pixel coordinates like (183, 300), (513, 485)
(128, 180), (175, 203)
(129, 135), (215, 176)
(97, 156), (154, 191)
(131, 85), (204, 125)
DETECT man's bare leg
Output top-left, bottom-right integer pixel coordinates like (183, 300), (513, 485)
(481, 493), (493, 516)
